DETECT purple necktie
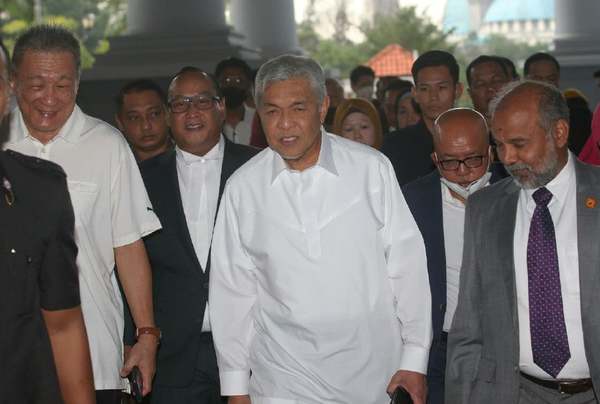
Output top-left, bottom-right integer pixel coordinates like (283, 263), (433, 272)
(527, 187), (570, 378)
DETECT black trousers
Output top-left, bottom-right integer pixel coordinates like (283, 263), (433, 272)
(95, 389), (122, 404)
(150, 333), (225, 404)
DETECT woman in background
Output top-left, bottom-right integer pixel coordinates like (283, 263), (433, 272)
(333, 98), (383, 149)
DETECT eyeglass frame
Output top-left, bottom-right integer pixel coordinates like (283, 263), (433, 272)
(168, 94), (222, 113)
(434, 153), (489, 171)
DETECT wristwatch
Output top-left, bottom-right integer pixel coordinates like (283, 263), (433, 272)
(136, 326), (162, 340)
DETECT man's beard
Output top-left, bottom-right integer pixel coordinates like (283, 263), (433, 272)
(504, 138), (561, 189)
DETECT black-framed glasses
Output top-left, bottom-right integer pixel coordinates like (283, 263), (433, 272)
(168, 95), (221, 113)
(437, 155), (488, 171)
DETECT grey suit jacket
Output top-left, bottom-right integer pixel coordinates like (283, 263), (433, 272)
(445, 159), (600, 403)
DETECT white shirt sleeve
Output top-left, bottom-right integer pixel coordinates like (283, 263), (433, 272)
(110, 137), (161, 247)
(209, 181), (257, 395)
(381, 158), (432, 374)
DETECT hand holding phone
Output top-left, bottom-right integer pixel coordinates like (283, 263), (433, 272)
(390, 386), (413, 404)
(128, 366), (144, 403)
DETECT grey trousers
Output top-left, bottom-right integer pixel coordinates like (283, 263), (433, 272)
(519, 375), (598, 404)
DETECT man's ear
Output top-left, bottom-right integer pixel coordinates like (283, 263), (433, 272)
(553, 118), (569, 148)
(454, 82), (464, 101)
(115, 114), (124, 132)
(319, 95), (331, 124)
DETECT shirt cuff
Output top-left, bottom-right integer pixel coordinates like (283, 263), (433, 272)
(398, 344), (430, 375)
(219, 370), (251, 396)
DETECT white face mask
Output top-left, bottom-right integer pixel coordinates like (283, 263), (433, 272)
(441, 171), (492, 200)
(355, 85), (373, 100)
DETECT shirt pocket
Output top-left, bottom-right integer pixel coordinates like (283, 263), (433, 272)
(67, 180), (99, 228)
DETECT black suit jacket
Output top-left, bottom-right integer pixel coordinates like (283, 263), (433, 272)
(381, 120), (435, 186)
(139, 139), (257, 387)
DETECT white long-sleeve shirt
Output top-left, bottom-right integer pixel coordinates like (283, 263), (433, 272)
(209, 131), (432, 404)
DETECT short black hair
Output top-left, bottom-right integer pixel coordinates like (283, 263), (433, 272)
(524, 52), (560, 76)
(170, 66), (222, 98)
(466, 55), (509, 87)
(115, 79), (167, 113)
(350, 65), (375, 86)
(13, 25), (81, 76)
(214, 57), (252, 81)
(383, 78), (413, 97)
(411, 50), (459, 85)
(496, 56), (519, 80)
(593, 69), (600, 79)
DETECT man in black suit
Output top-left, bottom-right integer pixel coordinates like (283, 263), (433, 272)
(139, 67), (257, 403)
(382, 51), (463, 185)
(402, 108), (506, 404)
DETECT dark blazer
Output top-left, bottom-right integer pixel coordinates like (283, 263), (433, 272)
(381, 120), (435, 186)
(402, 164), (507, 341)
(446, 160), (600, 403)
(139, 139), (257, 387)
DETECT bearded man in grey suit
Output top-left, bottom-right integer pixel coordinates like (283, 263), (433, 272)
(446, 80), (600, 404)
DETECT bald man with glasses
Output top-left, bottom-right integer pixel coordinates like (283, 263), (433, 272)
(402, 108), (507, 404)
(136, 67), (257, 403)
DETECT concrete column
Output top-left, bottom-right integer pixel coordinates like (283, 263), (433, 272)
(555, 0), (600, 45)
(127, 0), (227, 35)
(230, 0), (299, 57)
(554, 0), (600, 106)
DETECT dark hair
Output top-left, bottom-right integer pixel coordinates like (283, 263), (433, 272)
(115, 79), (167, 113)
(524, 52), (560, 76)
(383, 78), (413, 97)
(214, 57), (252, 81)
(411, 50), (459, 85)
(593, 69), (600, 79)
(350, 65), (375, 86)
(496, 56), (519, 80)
(170, 66), (222, 98)
(466, 55), (509, 87)
(13, 25), (81, 76)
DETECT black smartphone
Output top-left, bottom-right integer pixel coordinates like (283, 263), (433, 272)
(128, 366), (143, 403)
(390, 386), (413, 404)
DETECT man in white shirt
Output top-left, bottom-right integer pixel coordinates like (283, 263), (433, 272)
(446, 80), (600, 403)
(209, 54), (432, 404)
(403, 107), (506, 404)
(138, 67), (257, 403)
(4, 25), (162, 403)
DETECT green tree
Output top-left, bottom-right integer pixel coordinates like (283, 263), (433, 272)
(360, 7), (455, 57)
(298, 6), (455, 78)
(0, 0), (127, 68)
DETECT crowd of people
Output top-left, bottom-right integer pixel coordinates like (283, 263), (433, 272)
(1, 23), (600, 404)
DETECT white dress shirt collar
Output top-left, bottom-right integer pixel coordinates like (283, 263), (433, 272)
(175, 134), (225, 165)
(13, 105), (86, 144)
(270, 128), (339, 184)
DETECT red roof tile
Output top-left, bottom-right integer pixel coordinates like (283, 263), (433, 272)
(366, 44), (416, 77)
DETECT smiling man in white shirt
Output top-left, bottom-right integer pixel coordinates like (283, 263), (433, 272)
(209, 54), (432, 404)
(4, 25), (161, 403)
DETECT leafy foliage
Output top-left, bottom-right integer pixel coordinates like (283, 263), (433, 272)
(0, 0), (127, 69)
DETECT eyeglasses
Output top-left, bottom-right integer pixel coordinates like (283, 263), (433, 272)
(168, 95), (221, 113)
(436, 155), (488, 171)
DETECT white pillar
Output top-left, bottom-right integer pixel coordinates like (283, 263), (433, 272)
(127, 0), (227, 35)
(230, 0), (299, 58)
